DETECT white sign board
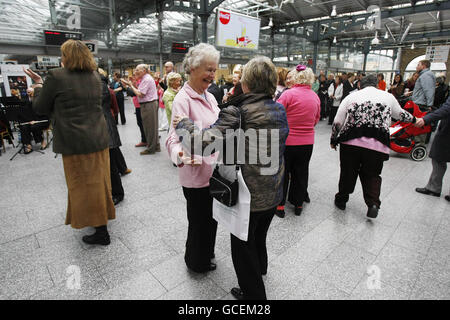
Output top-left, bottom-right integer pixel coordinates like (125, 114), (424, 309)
(0, 64), (32, 98)
(37, 55), (60, 67)
(215, 10), (261, 50)
(426, 46), (450, 63)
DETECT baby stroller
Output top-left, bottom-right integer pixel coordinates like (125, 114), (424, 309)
(390, 101), (432, 161)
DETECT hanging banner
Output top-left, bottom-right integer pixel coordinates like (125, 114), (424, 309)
(0, 64), (32, 99)
(215, 10), (261, 50)
(426, 46), (450, 63)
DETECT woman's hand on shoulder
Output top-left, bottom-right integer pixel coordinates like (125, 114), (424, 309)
(173, 114), (188, 128)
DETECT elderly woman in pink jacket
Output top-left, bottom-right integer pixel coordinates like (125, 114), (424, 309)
(166, 43), (220, 273)
(276, 65), (321, 218)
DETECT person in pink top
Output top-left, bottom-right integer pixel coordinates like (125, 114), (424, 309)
(130, 72), (147, 147)
(166, 43), (221, 273)
(121, 64), (159, 155)
(276, 65), (321, 217)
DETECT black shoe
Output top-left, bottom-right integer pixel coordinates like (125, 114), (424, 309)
(445, 195), (450, 202)
(275, 206), (285, 218)
(367, 205), (379, 219)
(295, 206), (303, 216)
(82, 232), (110, 246)
(334, 199), (346, 210)
(231, 287), (244, 300)
(415, 188), (440, 197)
(208, 263), (217, 271)
(113, 196), (124, 205)
(305, 195), (311, 203)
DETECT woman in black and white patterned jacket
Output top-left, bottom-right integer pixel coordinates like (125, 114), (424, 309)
(330, 74), (416, 219)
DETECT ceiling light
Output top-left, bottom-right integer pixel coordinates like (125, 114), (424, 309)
(269, 17), (273, 28)
(333, 36), (337, 44)
(331, 5), (337, 17)
(411, 43), (415, 49)
(371, 31), (380, 45)
(384, 31), (389, 39)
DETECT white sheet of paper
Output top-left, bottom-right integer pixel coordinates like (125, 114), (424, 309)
(212, 168), (251, 242)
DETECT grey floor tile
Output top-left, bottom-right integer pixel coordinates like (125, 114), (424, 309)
(97, 271), (167, 300)
(149, 254), (207, 291)
(157, 277), (227, 300)
(390, 220), (437, 255)
(310, 242), (376, 294)
(374, 242), (427, 295)
(349, 280), (409, 300)
(0, 265), (54, 300)
(288, 275), (350, 300)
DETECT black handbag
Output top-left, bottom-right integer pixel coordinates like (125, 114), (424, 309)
(209, 166), (239, 207)
(209, 109), (243, 207)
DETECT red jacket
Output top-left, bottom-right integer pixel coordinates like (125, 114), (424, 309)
(109, 88), (119, 117)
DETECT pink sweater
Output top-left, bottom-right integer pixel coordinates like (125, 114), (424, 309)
(277, 84), (321, 146)
(165, 82), (220, 188)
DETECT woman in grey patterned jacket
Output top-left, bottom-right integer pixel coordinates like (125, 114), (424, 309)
(174, 56), (289, 301)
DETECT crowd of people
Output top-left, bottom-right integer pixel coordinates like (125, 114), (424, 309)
(15, 39), (449, 301)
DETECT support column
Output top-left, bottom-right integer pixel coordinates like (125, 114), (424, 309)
(362, 41), (370, 72)
(157, 10), (163, 74)
(327, 40), (332, 73)
(193, 15), (199, 45)
(199, 0), (210, 43)
(109, 0), (118, 48)
(48, 0), (57, 27)
(271, 29), (275, 61)
(286, 34), (290, 65)
(311, 22), (320, 74)
(107, 58), (113, 77)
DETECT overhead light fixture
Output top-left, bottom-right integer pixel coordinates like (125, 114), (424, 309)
(331, 5), (337, 17)
(269, 17), (273, 28)
(411, 43), (415, 49)
(371, 31), (380, 45)
(384, 31), (389, 39)
(333, 36), (337, 44)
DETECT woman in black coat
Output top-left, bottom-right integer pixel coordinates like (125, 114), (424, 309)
(99, 70), (125, 205)
(415, 96), (450, 202)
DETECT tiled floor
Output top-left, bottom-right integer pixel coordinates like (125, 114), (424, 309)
(1, 99), (449, 300)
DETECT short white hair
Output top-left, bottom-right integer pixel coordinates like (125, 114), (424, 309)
(165, 61), (174, 67)
(136, 64), (149, 72)
(291, 67), (315, 86)
(182, 43), (220, 75)
(167, 72), (182, 88)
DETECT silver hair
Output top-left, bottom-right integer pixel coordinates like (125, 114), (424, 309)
(241, 56), (277, 96)
(360, 73), (378, 89)
(136, 64), (149, 72)
(182, 43), (220, 75)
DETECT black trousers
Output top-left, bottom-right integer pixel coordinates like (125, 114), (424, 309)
(182, 187), (218, 273)
(231, 207), (275, 300)
(336, 144), (389, 208)
(20, 123), (47, 145)
(111, 147), (128, 175)
(281, 145), (313, 206)
(328, 106), (339, 125)
(109, 148), (124, 199)
(135, 107), (147, 143)
(115, 95), (126, 125)
(319, 95), (328, 119)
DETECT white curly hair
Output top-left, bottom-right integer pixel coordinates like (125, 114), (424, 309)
(182, 43), (220, 75)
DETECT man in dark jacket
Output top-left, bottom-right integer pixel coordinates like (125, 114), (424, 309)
(207, 81), (224, 106)
(415, 96), (450, 202)
(342, 72), (356, 100)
